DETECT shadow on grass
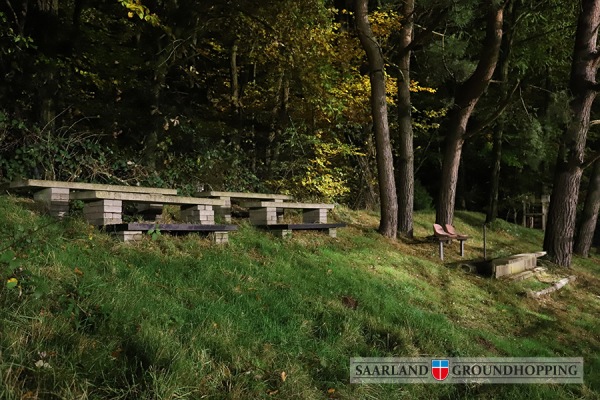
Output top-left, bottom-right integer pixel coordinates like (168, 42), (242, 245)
(454, 211), (485, 227)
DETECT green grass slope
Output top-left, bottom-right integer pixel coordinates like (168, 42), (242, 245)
(0, 195), (599, 399)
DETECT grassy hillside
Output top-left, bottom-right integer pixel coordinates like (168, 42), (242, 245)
(0, 195), (599, 399)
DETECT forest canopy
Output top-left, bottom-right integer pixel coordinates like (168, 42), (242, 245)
(1, 0), (598, 265)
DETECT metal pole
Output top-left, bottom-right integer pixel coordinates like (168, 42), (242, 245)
(483, 223), (487, 260)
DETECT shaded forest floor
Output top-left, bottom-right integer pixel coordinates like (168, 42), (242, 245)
(1, 194), (599, 399)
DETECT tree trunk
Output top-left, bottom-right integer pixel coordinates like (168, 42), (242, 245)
(574, 159), (600, 257)
(230, 40), (242, 149)
(29, 0), (59, 135)
(396, 0), (415, 238)
(355, 0), (398, 238)
(543, 0), (600, 267)
(436, 4), (504, 226)
(486, 120), (503, 223)
(486, 1), (517, 223)
(145, 41), (169, 172)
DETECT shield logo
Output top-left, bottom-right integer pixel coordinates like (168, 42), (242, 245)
(431, 359), (449, 381)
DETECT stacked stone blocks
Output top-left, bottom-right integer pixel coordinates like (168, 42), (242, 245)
(180, 205), (215, 224)
(303, 209), (328, 224)
(491, 253), (538, 278)
(83, 200), (123, 226)
(209, 231), (229, 244)
(250, 207), (278, 225)
(33, 188), (70, 217)
(215, 197), (232, 223)
(272, 229), (293, 238)
(114, 231), (144, 242)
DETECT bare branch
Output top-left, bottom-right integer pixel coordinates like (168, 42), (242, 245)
(4, 0), (22, 34)
(465, 80), (521, 139)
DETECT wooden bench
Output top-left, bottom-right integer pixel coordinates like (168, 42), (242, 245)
(259, 223), (346, 238)
(70, 191), (224, 226)
(432, 223), (468, 260)
(103, 223), (237, 243)
(195, 190), (293, 222)
(2, 179), (178, 218)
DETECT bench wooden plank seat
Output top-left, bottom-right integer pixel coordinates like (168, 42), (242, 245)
(2, 178), (178, 195)
(195, 191), (293, 222)
(196, 191), (292, 201)
(240, 201), (335, 209)
(69, 191), (225, 226)
(70, 190), (224, 205)
(103, 223), (237, 243)
(259, 223), (345, 238)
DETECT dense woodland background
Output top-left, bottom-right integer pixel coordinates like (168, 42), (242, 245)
(1, 0), (599, 266)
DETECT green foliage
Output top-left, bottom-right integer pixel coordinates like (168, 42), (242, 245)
(414, 180), (433, 210)
(0, 0), (588, 224)
(147, 224), (161, 241)
(2, 250), (21, 290)
(118, 0), (161, 27)
(0, 12), (35, 57)
(269, 128), (361, 201)
(0, 115), (113, 182)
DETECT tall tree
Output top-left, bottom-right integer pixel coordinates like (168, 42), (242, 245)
(544, 0), (600, 267)
(355, 0), (398, 238)
(486, 0), (518, 223)
(395, 0), (415, 237)
(575, 158), (600, 257)
(436, 2), (505, 225)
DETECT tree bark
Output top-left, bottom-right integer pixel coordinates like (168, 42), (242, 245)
(574, 159), (600, 257)
(395, 0), (415, 238)
(436, 3), (504, 226)
(355, 0), (398, 238)
(145, 40), (169, 172)
(230, 39), (242, 149)
(544, 0), (600, 267)
(486, 1), (517, 223)
(231, 41), (240, 112)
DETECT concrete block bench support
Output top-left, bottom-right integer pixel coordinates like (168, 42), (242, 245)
(303, 209), (328, 224)
(243, 201), (335, 225)
(249, 207), (278, 225)
(33, 187), (70, 217)
(103, 223), (237, 244)
(214, 197), (232, 222)
(196, 191), (293, 222)
(83, 200), (123, 225)
(180, 205), (215, 224)
(70, 191), (224, 226)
